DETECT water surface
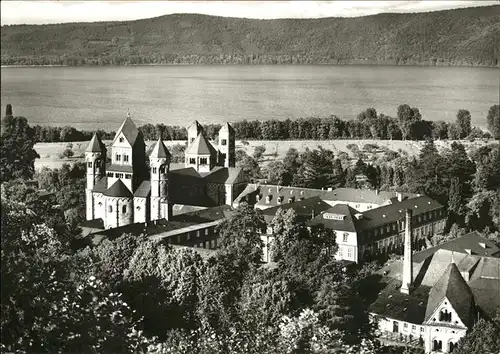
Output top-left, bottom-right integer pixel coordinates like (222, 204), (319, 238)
(1, 65), (498, 130)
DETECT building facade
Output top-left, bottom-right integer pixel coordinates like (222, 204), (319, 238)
(369, 226), (500, 353)
(85, 114), (246, 229)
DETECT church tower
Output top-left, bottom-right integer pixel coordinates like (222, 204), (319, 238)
(218, 122), (235, 167)
(187, 120), (203, 148)
(150, 138), (172, 221)
(85, 134), (106, 220)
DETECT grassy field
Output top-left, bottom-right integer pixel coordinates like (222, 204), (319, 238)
(34, 138), (495, 171)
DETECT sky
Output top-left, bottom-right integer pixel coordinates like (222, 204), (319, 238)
(1, 1), (497, 25)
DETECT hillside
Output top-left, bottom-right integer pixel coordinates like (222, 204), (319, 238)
(2, 6), (500, 67)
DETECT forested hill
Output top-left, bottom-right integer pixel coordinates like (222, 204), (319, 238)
(2, 5), (499, 67)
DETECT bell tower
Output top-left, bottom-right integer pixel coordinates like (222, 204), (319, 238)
(150, 138), (172, 221)
(218, 122), (235, 167)
(85, 133), (106, 220)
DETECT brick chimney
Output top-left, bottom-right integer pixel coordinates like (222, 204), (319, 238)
(401, 208), (413, 294)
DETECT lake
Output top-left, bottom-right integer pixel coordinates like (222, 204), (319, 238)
(1, 65), (498, 131)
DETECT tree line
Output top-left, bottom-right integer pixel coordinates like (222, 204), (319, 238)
(26, 104), (500, 144)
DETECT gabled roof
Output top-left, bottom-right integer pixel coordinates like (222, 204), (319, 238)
(133, 180), (151, 198)
(103, 179), (133, 198)
(85, 134), (106, 153)
(113, 116), (140, 146)
(308, 204), (359, 232)
(149, 138), (171, 159)
(219, 122), (234, 133)
(424, 263), (475, 327)
(185, 133), (217, 156)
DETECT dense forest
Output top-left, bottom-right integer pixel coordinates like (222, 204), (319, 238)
(2, 6), (499, 67)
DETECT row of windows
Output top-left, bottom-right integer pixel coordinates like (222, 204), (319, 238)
(108, 205), (128, 213)
(115, 154), (129, 162)
(188, 157), (209, 165)
(338, 246), (353, 259)
(107, 172), (132, 179)
(363, 211), (444, 241)
(185, 228), (210, 241)
(87, 161), (102, 168)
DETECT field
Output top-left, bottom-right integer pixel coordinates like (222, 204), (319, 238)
(34, 139), (495, 171)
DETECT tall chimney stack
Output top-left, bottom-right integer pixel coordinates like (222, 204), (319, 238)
(401, 208), (413, 294)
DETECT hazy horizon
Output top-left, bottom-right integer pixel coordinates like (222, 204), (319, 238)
(1, 1), (498, 26)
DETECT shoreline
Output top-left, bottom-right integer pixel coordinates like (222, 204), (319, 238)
(2, 62), (499, 69)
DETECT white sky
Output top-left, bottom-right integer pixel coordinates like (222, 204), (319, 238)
(1, 1), (497, 25)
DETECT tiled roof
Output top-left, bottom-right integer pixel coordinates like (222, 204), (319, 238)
(202, 167), (244, 184)
(424, 263), (475, 327)
(254, 185), (336, 208)
(172, 205), (233, 223)
(368, 277), (431, 324)
(168, 167), (200, 178)
(370, 249), (500, 326)
(412, 231), (500, 263)
(103, 179), (133, 198)
(308, 204), (360, 232)
(113, 116), (140, 146)
(85, 134), (106, 153)
(327, 188), (417, 205)
(468, 257), (500, 318)
(260, 196), (332, 224)
(107, 164), (134, 173)
(93, 176), (108, 193)
(355, 195), (443, 231)
(185, 133), (217, 156)
(133, 180), (151, 197)
(149, 138), (171, 159)
(253, 185), (415, 210)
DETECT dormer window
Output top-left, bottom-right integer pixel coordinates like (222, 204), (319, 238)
(288, 197), (294, 203)
(119, 137), (124, 143)
(200, 157), (208, 165)
(266, 195), (271, 204)
(277, 196), (283, 204)
(256, 194), (261, 201)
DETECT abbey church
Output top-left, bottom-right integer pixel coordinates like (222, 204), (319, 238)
(85, 114), (247, 229)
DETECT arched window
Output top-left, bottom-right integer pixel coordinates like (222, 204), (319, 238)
(449, 342), (457, 352)
(439, 309), (452, 322)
